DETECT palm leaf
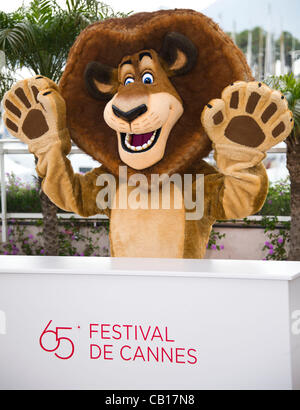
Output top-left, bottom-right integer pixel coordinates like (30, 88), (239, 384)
(293, 99), (300, 127)
(0, 0), (131, 80)
(0, 22), (34, 55)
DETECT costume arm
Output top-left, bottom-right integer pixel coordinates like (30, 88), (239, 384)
(34, 136), (110, 217)
(2, 76), (110, 218)
(200, 81), (293, 220)
(202, 146), (268, 220)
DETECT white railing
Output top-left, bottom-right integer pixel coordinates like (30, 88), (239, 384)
(0, 138), (287, 243)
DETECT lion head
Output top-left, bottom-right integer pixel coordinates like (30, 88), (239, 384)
(60, 9), (252, 177)
(84, 33), (198, 170)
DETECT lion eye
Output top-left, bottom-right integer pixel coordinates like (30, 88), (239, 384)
(142, 73), (154, 84)
(124, 77), (134, 86)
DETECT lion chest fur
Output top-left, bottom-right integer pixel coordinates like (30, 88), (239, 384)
(109, 182), (185, 258)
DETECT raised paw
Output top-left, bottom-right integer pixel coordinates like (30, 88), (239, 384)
(201, 81), (294, 152)
(2, 76), (66, 144)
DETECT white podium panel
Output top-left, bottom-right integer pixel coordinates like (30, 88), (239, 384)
(0, 256), (300, 390)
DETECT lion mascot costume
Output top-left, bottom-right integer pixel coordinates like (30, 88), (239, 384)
(2, 9), (293, 258)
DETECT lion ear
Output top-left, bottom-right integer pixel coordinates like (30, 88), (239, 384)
(159, 32), (198, 76)
(84, 62), (118, 100)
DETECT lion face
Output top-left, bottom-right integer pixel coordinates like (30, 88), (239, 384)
(104, 51), (184, 170)
(84, 33), (198, 170)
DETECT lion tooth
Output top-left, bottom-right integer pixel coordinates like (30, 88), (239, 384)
(124, 129), (160, 152)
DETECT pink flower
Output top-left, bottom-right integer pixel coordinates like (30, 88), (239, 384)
(278, 238), (284, 244)
(269, 249), (274, 255)
(211, 244), (217, 250)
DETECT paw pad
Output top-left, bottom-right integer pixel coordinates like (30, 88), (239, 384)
(2, 77), (63, 142)
(201, 81), (294, 151)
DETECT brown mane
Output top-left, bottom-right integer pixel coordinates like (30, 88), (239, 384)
(59, 9), (253, 177)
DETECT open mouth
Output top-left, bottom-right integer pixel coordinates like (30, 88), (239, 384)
(121, 128), (161, 153)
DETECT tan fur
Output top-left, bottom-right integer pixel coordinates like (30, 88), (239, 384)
(170, 50), (187, 72)
(94, 80), (115, 94)
(201, 81), (293, 152)
(110, 183), (185, 257)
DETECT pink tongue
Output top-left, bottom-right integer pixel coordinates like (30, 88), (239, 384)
(131, 132), (153, 147)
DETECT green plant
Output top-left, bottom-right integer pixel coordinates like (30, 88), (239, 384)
(265, 74), (300, 128)
(1, 220), (43, 255)
(260, 216), (290, 261)
(58, 217), (109, 256)
(0, 217), (109, 256)
(242, 216), (290, 260)
(0, 0), (130, 82)
(207, 229), (226, 251)
(0, 71), (15, 101)
(259, 178), (290, 216)
(1, 172), (41, 213)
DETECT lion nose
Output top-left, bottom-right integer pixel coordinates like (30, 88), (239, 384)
(112, 104), (147, 123)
